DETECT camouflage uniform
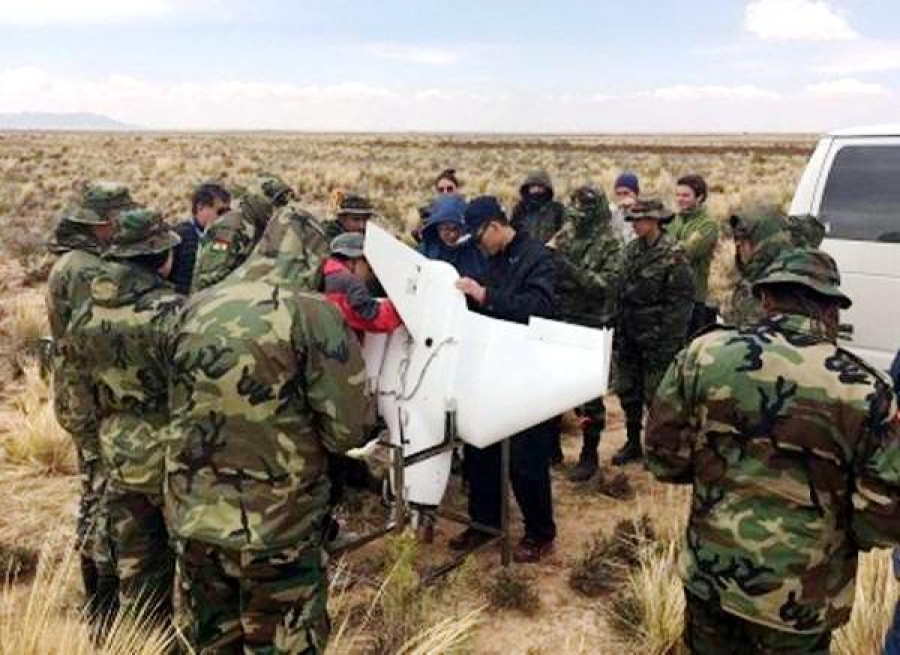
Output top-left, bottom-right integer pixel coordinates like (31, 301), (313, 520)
(191, 174), (291, 293)
(645, 249), (900, 654)
(68, 209), (184, 621)
(555, 186), (622, 481)
(46, 203), (120, 623)
(666, 204), (720, 335)
(511, 169), (566, 244)
(165, 207), (372, 654)
(787, 214), (826, 249)
(724, 205), (793, 326)
(613, 199), (694, 465)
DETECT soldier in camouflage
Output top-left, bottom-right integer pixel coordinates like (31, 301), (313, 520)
(667, 174), (720, 335)
(645, 248), (900, 654)
(787, 214), (826, 249)
(552, 186), (622, 481)
(723, 204), (793, 326)
(68, 209), (184, 623)
(165, 205), (372, 653)
(511, 169), (566, 245)
(191, 173), (293, 293)
(46, 194), (123, 627)
(322, 191), (375, 242)
(612, 199), (694, 465)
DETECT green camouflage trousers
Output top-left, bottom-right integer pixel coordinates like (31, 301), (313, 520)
(76, 448), (115, 576)
(177, 540), (330, 654)
(614, 344), (678, 425)
(105, 486), (174, 621)
(684, 590), (832, 654)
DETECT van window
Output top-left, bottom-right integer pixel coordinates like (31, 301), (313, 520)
(820, 145), (900, 242)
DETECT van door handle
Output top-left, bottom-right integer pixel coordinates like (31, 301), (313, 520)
(838, 323), (854, 340)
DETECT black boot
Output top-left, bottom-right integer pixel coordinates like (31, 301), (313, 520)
(89, 574), (120, 641)
(568, 425), (602, 482)
(612, 420), (643, 466)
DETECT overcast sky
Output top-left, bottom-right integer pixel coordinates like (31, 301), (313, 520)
(0, 0), (898, 132)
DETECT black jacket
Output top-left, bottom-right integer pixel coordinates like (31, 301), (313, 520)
(477, 231), (556, 324)
(170, 218), (202, 295)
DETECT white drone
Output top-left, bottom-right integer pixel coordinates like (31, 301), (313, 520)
(341, 223), (614, 571)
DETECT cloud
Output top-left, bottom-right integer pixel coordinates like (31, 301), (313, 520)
(814, 43), (900, 74)
(641, 84), (780, 100)
(805, 78), (891, 97)
(744, 0), (857, 41)
(0, 0), (176, 25)
(1, 66), (896, 132)
(362, 43), (463, 65)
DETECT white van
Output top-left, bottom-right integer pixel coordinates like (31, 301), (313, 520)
(789, 124), (900, 372)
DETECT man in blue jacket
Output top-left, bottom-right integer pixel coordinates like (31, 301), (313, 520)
(452, 196), (559, 563)
(169, 182), (231, 294)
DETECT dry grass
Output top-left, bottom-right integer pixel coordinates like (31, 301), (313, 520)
(0, 539), (176, 655)
(326, 530), (483, 654)
(486, 567), (542, 615)
(834, 549), (899, 655)
(606, 538), (686, 655)
(1, 362), (75, 475)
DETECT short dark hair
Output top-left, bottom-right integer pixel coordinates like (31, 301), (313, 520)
(191, 183), (231, 216)
(758, 282), (841, 316)
(676, 174), (708, 204)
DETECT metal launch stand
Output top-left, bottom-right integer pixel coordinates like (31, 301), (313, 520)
(329, 410), (511, 584)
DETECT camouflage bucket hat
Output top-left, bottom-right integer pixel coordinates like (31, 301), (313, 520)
(81, 181), (134, 215)
(337, 192), (374, 216)
(105, 208), (181, 259)
(330, 232), (365, 258)
(729, 204), (786, 244)
(570, 185), (606, 209)
(752, 248), (852, 309)
(257, 173), (294, 206)
(59, 205), (108, 226)
(623, 198), (674, 223)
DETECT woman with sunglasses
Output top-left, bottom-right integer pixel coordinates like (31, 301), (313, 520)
(417, 193), (486, 279)
(412, 168), (463, 243)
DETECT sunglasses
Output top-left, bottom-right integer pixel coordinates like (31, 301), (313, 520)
(437, 185), (456, 193)
(216, 206), (231, 216)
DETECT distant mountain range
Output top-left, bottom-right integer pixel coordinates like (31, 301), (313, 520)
(0, 111), (137, 130)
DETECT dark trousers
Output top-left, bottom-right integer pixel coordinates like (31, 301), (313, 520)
(463, 418), (559, 541)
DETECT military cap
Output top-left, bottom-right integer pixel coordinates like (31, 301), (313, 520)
(330, 232), (365, 259)
(336, 192), (374, 216)
(570, 185), (609, 211)
(105, 208), (181, 259)
(81, 181), (135, 215)
(59, 204), (108, 226)
(753, 247), (851, 309)
(256, 173), (294, 207)
(623, 198), (674, 223)
(729, 204), (786, 244)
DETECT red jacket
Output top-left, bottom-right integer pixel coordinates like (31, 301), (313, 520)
(322, 258), (402, 335)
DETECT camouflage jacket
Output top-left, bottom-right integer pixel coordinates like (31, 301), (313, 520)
(725, 231), (793, 326)
(616, 234), (694, 354)
(511, 199), (566, 245)
(46, 228), (107, 458)
(787, 215), (826, 249)
(555, 206), (622, 328)
(166, 215), (372, 552)
(191, 194), (274, 293)
(233, 202), (330, 291)
(667, 206), (719, 305)
(69, 261), (184, 494)
(645, 314), (900, 633)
